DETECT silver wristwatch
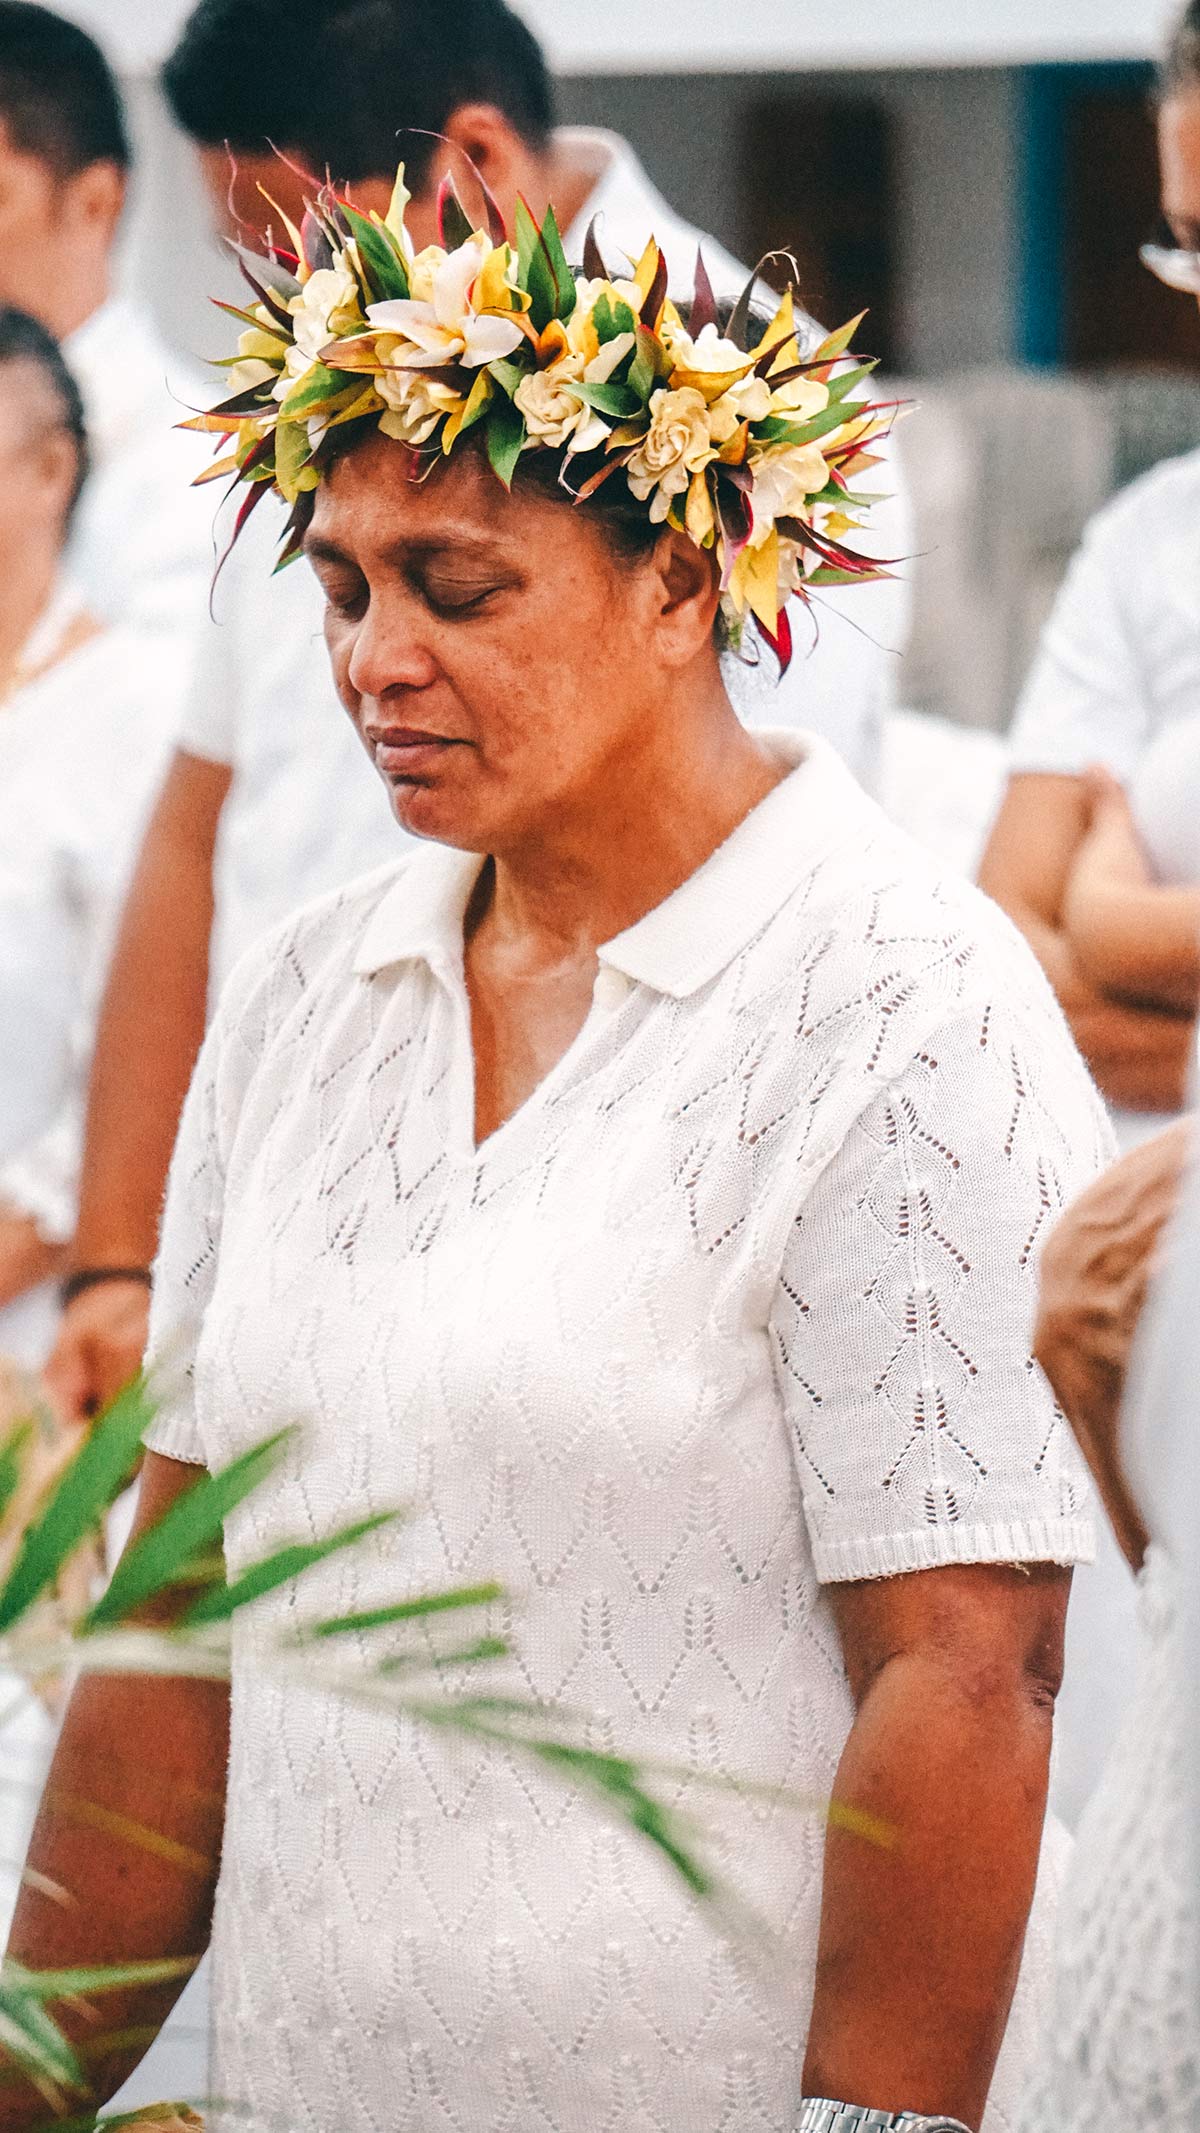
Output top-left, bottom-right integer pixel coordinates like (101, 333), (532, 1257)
(796, 2105), (974, 2133)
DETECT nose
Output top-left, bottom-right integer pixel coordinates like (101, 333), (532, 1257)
(344, 588), (439, 704)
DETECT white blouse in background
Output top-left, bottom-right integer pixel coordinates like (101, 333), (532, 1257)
(145, 731), (1107, 2133)
(0, 581), (173, 1362)
(63, 295), (213, 685)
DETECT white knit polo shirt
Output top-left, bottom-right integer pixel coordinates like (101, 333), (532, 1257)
(146, 728), (1108, 2133)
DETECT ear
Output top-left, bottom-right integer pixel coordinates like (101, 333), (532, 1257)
(68, 158), (126, 242)
(33, 427), (80, 529)
(650, 529), (723, 668)
(435, 102), (531, 220)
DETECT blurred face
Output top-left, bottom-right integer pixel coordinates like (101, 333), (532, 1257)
(304, 432), (713, 853)
(1159, 92), (1200, 263)
(0, 121), (122, 334)
(198, 145), (418, 248)
(0, 359), (78, 571)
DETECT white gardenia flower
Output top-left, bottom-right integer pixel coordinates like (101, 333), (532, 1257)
(375, 369), (465, 445)
(746, 442), (831, 543)
(367, 233), (524, 370)
(663, 321), (749, 377)
(626, 386), (716, 521)
(290, 258), (362, 362)
(515, 330), (635, 456)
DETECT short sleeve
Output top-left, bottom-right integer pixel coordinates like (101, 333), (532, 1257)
(772, 1002), (1105, 1583)
(1007, 497), (1151, 781)
(142, 943), (274, 1466)
(174, 594), (240, 766)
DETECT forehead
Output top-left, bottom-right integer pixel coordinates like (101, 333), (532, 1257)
(309, 433), (550, 556)
(0, 115), (58, 190)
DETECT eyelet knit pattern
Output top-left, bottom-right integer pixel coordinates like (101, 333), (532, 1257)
(145, 735), (1108, 2133)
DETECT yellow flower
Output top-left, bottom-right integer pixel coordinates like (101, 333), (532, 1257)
(625, 386), (716, 522)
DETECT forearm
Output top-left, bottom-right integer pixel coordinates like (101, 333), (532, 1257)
(0, 1665), (228, 2125)
(1003, 897), (1192, 1111)
(1066, 880), (1200, 1015)
(803, 1652), (1053, 2125)
(70, 755), (228, 1272)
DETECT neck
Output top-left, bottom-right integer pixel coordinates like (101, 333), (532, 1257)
(523, 132), (611, 246)
(0, 541), (60, 695)
(480, 669), (786, 963)
(46, 258), (110, 345)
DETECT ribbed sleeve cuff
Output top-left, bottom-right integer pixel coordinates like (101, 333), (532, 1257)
(141, 1412), (208, 1467)
(813, 1515), (1096, 1585)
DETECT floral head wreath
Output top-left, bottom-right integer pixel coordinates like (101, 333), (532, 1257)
(187, 163), (900, 671)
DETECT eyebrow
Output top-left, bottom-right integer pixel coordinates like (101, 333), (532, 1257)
(303, 527), (518, 572)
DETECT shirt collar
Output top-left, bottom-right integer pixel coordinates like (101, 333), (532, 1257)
(353, 732), (877, 997)
(562, 129), (680, 269)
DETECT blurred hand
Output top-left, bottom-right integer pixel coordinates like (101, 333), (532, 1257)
(43, 1277), (151, 1423)
(1061, 766), (1150, 949)
(0, 1205), (65, 1309)
(1034, 1117), (1192, 1570)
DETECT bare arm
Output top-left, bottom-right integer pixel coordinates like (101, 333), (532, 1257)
(802, 1561), (1070, 2126)
(44, 752), (231, 1422)
(979, 774), (1193, 1112)
(1034, 1120), (1192, 1572)
(0, 1450), (227, 2127)
(1060, 771), (1200, 1014)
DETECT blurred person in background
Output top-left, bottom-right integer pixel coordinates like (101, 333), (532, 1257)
(0, 3), (210, 657)
(0, 305), (171, 1957)
(978, 0), (1200, 1827)
(0, 308), (171, 1374)
(1027, 1112), (1199, 2129)
(42, 0), (912, 1427)
(979, 1), (1200, 1153)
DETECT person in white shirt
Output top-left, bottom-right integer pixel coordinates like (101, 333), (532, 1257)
(3, 168), (1104, 2127)
(0, 4), (212, 657)
(979, 1), (1200, 1828)
(0, 308), (172, 1371)
(42, 0), (912, 1424)
(978, 4), (1200, 1140)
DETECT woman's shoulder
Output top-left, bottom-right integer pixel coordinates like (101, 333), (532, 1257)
(778, 795), (1104, 1097)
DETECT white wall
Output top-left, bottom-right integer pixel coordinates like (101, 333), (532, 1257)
(54, 0), (1182, 73)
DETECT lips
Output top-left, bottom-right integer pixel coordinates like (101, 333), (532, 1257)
(368, 728), (460, 778)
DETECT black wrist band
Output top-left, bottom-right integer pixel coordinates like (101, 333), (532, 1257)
(60, 1266), (153, 1310)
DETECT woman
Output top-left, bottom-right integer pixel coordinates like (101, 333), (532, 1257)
(0, 307), (172, 1370)
(4, 177), (1108, 2133)
(1030, 1115), (1200, 2129)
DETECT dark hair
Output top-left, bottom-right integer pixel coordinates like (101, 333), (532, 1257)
(0, 304), (89, 519)
(1162, 2), (1200, 95)
(0, 3), (130, 178)
(164, 0), (555, 192)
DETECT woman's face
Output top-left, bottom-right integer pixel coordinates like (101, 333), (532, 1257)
(0, 361), (75, 572)
(305, 432), (717, 852)
(1159, 91), (1200, 268)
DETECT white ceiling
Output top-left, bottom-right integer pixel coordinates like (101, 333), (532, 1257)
(64, 0), (1182, 74)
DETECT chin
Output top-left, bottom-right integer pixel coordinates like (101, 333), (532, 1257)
(387, 782), (486, 852)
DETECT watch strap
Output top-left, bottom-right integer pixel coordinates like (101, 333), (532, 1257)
(796, 2104), (973, 2133)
